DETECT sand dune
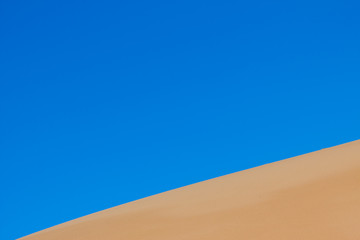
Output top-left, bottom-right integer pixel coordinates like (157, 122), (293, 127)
(20, 140), (360, 239)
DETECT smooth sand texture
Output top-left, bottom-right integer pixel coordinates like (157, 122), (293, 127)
(20, 140), (360, 240)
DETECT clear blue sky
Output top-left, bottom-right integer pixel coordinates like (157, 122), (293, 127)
(1, 0), (360, 239)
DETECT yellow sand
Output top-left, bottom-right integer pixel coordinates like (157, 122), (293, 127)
(20, 140), (360, 239)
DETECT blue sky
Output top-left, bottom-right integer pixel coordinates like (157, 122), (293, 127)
(1, 0), (360, 239)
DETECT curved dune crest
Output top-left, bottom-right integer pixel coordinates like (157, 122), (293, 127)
(20, 140), (360, 240)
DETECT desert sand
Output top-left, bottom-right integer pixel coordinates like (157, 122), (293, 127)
(20, 140), (360, 240)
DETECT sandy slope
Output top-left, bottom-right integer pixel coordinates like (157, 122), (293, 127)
(20, 140), (360, 240)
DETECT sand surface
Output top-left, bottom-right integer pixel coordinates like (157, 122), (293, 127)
(20, 140), (360, 239)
